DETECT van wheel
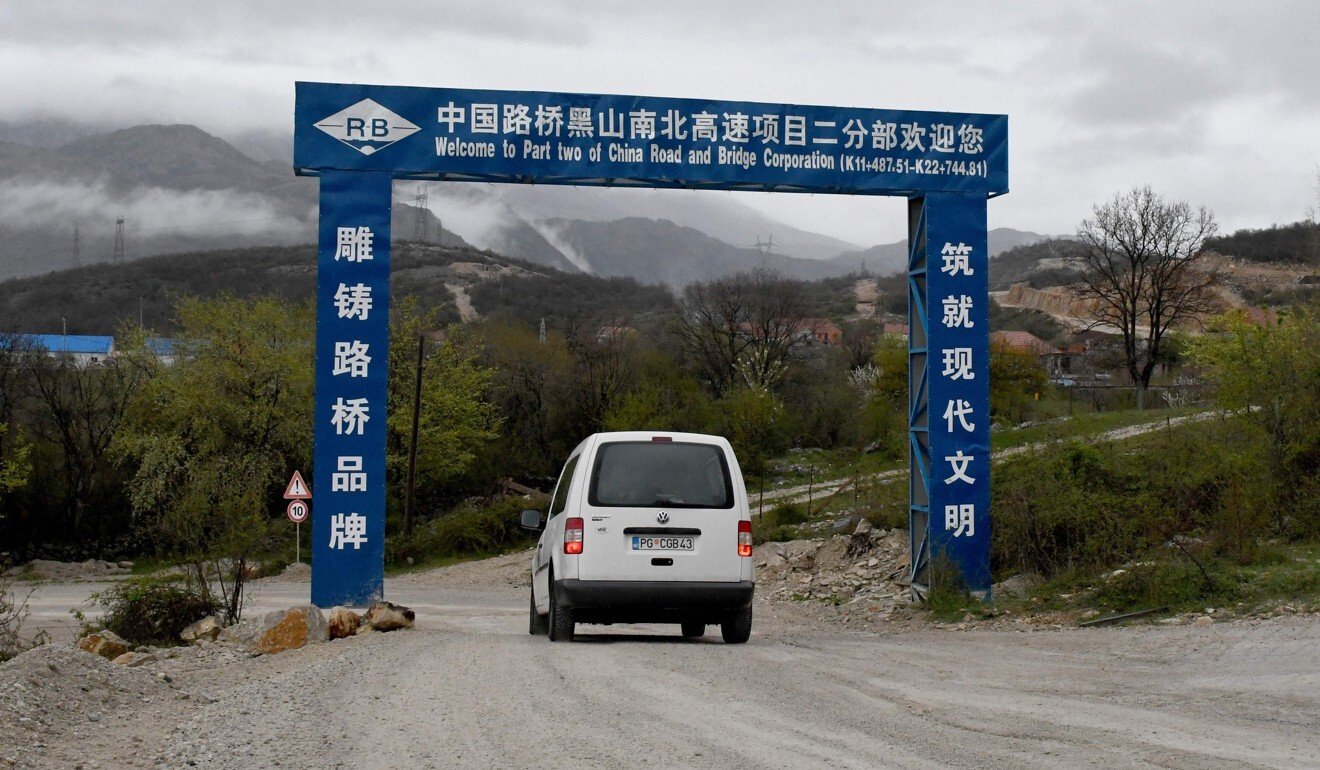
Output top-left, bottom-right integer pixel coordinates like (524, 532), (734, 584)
(720, 605), (752, 644)
(548, 573), (575, 642)
(680, 621), (705, 638)
(529, 584), (548, 635)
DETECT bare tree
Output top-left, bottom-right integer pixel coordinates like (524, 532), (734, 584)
(24, 349), (146, 541)
(670, 268), (807, 396)
(1069, 186), (1219, 408)
(1308, 164), (1320, 223)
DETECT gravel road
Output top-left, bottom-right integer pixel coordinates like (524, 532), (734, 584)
(10, 552), (1320, 769)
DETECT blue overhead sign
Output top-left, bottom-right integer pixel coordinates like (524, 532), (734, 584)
(294, 82), (1007, 196)
(295, 80), (1004, 606)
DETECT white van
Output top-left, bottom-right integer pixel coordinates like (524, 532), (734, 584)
(521, 431), (755, 643)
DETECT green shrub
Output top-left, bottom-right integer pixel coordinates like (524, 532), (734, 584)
(1090, 561), (1225, 613)
(753, 502), (811, 544)
(387, 495), (541, 566)
(96, 577), (221, 646)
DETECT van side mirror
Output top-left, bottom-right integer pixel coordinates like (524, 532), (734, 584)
(520, 509), (544, 531)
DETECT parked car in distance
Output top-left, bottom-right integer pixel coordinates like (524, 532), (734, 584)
(521, 431), (755, 643)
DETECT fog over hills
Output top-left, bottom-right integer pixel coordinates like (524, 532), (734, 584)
(0, 119), (1047, 286)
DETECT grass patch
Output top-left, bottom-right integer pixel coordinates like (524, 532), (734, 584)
(990, 406), (1200, 452)
(758, 448), (896, 492)
(1002, 542), (1320, 619)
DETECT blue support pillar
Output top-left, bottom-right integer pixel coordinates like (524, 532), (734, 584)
(908, 192), (992, 598)
(311, 170), (392, 607)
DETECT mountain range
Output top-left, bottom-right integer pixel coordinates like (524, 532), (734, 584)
(0, 120), (1048, 286)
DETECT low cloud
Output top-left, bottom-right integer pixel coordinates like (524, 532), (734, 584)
(0, 178), (308, 237)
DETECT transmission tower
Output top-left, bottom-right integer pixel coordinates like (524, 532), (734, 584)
(113, 218), (125, 263)
(72, 223), (81, 267)
(538, 317), (546, 344)
(752, 234), (776, 267)
(411, 186), (430, 243)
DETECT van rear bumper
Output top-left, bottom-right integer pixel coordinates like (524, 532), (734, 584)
(557, 579), (754, 624)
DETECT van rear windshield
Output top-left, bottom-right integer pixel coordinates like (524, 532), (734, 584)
(588, 441), (734, 509)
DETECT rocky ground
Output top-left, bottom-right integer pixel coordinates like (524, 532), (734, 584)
(3, 544), (1319, 768)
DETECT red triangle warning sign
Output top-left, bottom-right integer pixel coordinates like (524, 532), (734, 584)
(283, 470), (312, 500)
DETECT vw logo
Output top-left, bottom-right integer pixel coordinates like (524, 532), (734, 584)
(656, 511), (670, 524)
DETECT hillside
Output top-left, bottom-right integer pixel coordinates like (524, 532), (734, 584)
(833, 227), (1052, 276)
(542, 217), (855, 287)
(0, 120), (1054, 289)
(0, 240), (670, 337)
(1204, 220), (1320, 266)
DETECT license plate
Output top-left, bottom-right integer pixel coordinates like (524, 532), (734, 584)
(631, 536), (694, 551)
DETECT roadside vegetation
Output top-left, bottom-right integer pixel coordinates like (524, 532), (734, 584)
(1, 208), (1317, 633)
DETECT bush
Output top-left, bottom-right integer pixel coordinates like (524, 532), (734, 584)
(1090, 560), (1221, 613)
(990, 417), (1285, 581)
(752, 502), (812, 544)
(387, 496), (541, 566)
(1, 578), (45, 662)
(96, 577), (221, 647)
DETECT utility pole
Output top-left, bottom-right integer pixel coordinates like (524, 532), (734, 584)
(403, 332), (426, 537)
(411, 185), (429, 243)
(113, 218), (125, 263)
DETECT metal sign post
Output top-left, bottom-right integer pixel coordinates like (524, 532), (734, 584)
(287, 499), (310, 563)
(293, 81), (1007, 606)
(283, 471), (313, 567)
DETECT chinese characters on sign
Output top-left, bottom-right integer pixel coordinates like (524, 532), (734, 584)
(295, 84), (1009, 198)
(311, 172), (392, 607)
(937, 242), (982, 542)
(919, 194), (992, 593)
(296, 83), (1006, 603)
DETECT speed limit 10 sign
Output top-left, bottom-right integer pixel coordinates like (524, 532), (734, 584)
(287, 499), (310, 524)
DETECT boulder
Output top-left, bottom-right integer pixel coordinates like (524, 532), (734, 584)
(218, 619), (263, 647)
(831, 515), (862, 535)
(77, 630), (131, 660)
(112, 651), (158, 667)
(327, 607), (361, 639)
(813, 536), (850, 571)
(991, 573), (1044, 601)
(755, 542), (787, 570)
(281, 562), (311, 579)
(359, 601), (415, 632)
(180, 615), (223, 644)
(254, 605), (329, 655)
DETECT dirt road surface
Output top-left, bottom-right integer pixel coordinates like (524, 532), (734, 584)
(10, 552), (1320, 769)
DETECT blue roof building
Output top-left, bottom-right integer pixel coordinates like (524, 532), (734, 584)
(21, 334), (115, 356)
(8, 334), (115, 365)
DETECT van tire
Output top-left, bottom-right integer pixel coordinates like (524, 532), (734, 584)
(720, 605), (752, 644)
(680, 621), (705, 638)
(529, 585), (548, 635)
(548, 574), (575, 642)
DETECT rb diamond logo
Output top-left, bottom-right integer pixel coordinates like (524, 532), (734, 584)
(315, 99), (420, 156)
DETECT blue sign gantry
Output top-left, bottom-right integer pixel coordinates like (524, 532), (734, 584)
(294, 81), (1006, 605)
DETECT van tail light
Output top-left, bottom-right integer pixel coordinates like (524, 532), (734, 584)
(738, 520), (753, 557)
(564, 517), (584, 555)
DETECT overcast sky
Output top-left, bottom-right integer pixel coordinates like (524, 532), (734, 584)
(2, 1), (1317, 246)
